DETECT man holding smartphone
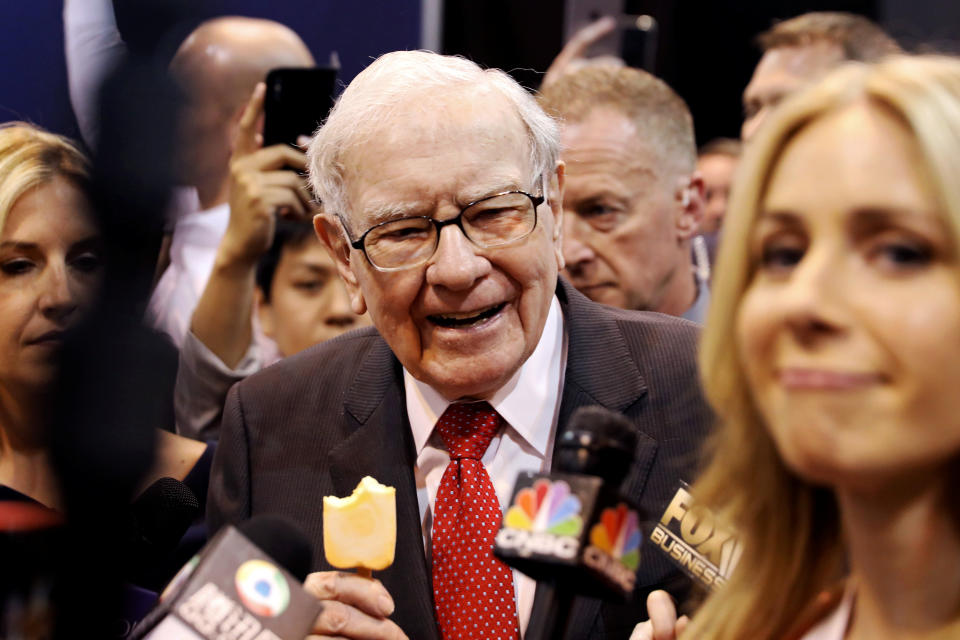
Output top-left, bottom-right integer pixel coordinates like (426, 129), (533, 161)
(64, 0), (317, 350)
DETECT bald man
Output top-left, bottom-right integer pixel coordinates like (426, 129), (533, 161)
(64, 1), (315, 350)
(149, 17), (315, 350)
(167, 17), (313, 210)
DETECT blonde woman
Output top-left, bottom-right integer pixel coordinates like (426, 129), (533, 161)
(634, 55), (960, 639)
(0, 122), (208, 511)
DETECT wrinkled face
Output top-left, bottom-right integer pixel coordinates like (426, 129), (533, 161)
(0, 177), (102, 392)
(738, 103), (960, 488)
(742, 41), (844, 141)
(257, 237), (370, 357)
(326, 92), (564, 400)
(698, 153), (737, 235)
(561, 108), (683, 311)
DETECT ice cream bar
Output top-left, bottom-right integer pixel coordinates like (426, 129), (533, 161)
(323, 476), (397, 571)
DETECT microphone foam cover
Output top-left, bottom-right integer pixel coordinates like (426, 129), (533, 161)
(558, 406), (637, 483)
(566, 406), (637, 454)
(239, 515), (313, 582)
(131, 477), (200, 552)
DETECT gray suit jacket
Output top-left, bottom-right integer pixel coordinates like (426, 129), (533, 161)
(208, 279), (713, 639)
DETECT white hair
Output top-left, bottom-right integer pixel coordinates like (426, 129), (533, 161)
(307, 50), (560, 221)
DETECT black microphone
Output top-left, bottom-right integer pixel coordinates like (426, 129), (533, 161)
(130, 515), (320, 640)
(122, 477), (200, 590)
(494, 406), (641, 639)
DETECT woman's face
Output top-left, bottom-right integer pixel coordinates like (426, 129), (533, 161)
(737, 102), (960, 489)
(0, 176), (102, 392)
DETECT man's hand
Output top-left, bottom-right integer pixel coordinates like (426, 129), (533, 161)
(542, 16), (617, 87)
(189, 83), (313, 367)
(629, 590), (690, 640)
(220, 82), (313, 267)
(304, 571), (409, 640)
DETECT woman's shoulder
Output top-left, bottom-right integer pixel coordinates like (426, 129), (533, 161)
(147, 430), (208, 486)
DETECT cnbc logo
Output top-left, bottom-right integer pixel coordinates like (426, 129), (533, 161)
(234, 560), (290, 617)
(497, 478), (583, 559)
(583, 503), (640, 592)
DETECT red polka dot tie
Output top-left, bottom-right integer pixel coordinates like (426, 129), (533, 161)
(432, 402), (520, 640)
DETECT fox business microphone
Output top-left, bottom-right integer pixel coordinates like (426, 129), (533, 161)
(131, 515), (321, 640)
(494, 406), (642, 640)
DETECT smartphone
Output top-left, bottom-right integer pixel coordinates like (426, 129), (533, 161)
(563, 1), (659, 72)
(262, 67), (338, 148)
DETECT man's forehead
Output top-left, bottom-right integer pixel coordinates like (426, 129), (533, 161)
(750, 41), (846, 93)
(561, 110), (660, 181)
(340, 93), (532, 219)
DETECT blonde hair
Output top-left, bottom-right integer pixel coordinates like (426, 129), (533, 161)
(537, 65), (697, 176)
(686, 55), (960, 639)
(0, 122), (89, 232)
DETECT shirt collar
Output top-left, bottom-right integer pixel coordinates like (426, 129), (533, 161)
(682, 274), (710, 324)
(405, 295), (565, 458)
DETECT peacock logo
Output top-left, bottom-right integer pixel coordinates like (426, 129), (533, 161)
(589, 503), (641, 571)
(234, 559), (290, 617)
(503, 478), (583, 536)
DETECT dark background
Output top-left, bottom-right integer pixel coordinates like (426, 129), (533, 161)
(1, 0), (958, 147)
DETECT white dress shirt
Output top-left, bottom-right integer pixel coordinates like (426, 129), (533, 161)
(147, 201), (229, 348)
(404, 295), (567, 637)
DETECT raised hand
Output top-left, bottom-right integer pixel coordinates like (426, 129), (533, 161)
(220, 82), (313, 267)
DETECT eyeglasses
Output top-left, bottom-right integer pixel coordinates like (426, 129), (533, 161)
(343, 186), (545, 271)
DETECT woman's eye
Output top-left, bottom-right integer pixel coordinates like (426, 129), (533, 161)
(873, 242), (932, 268)
(759, 244), (804, 270)
(71, 252), (103, 273)
(1, 259), (34, 275)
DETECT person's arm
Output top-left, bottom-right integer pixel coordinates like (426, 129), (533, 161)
(189, 84), (311, 367)
(174, 329), (260, 441)
(206, 384), (251, 534)
(542, 16), (616, 87)
(63, 0), (127, 148)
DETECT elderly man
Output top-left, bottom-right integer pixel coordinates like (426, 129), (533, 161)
(741, 11), (899, 140)
(208, 51), (711, 640)
(539, 66), (709, 323)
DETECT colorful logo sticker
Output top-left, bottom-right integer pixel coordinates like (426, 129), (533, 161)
(589, 503), (641, 570)
(504, 478), (583, 536)
(235, 559), (290, 617)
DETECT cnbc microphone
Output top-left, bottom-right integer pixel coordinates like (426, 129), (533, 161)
(494, 406), (640, 640)
(131, 515), (321, 640)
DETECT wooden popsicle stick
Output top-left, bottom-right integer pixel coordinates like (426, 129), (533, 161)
(357, 567), (372, 579)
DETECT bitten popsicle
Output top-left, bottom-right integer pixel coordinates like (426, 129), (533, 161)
(322, 476), (397, 577)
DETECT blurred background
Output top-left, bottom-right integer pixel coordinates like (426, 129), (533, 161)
(2, 0), (958, 148)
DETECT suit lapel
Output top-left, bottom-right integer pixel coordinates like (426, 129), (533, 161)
(327, 338), (440, 640)
(539, 279), (655, 637)
(555, 278), (648, 424)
